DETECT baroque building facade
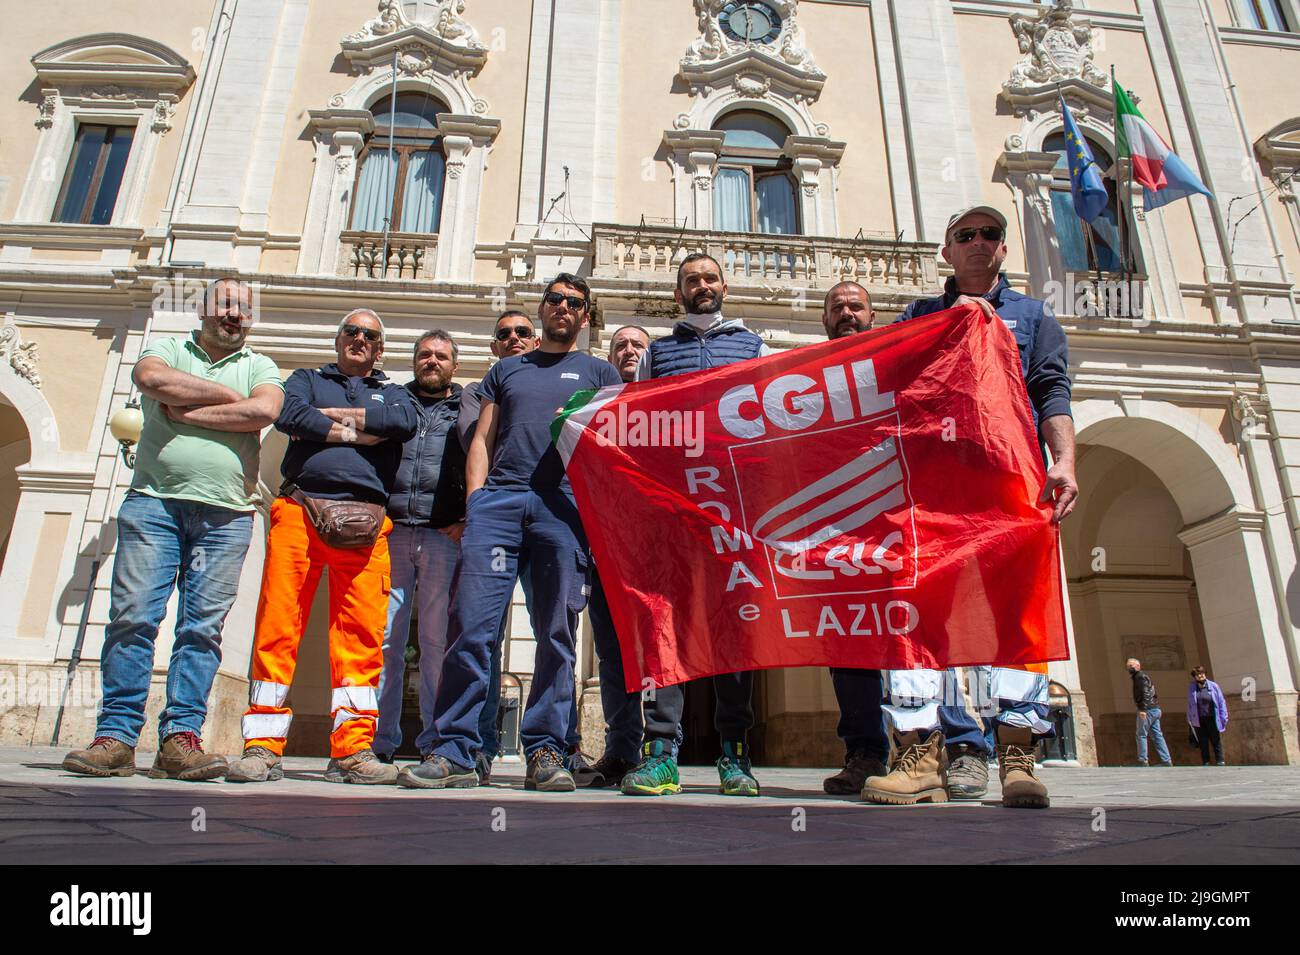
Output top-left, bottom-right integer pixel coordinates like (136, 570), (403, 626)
(1, 0), (1299, 766)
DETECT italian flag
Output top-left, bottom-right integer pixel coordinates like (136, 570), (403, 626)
(1114, 79), (1214, 212)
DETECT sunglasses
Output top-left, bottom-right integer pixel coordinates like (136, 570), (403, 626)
(495, 325), (535, 341)
(341, 324), (382, 343)
(952, 226), (1005, 244)
(543, 291), (588, 311)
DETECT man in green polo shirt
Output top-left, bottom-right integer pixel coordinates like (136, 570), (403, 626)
(63, 277), (283, 782)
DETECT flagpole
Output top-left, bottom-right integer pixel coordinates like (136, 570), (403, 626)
(1112, 65), (1131, 301)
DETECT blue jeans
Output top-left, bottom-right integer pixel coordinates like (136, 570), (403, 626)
(97, 492), (253, 745)
(588, 568), (643, 763)
(476, 559), (582, 760)
(430, 488), (590, 767)
(1136, 706), (1172, 764)
(376, 524), (460, 756)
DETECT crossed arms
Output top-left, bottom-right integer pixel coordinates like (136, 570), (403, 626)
(133, 357), (283, 433)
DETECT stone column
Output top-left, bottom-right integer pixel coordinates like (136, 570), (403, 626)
(663, 130), (726, 231)
(298, 110), (375, 276)
(1178, 510), (1300, 764)
(785, 136), (846, 240)
(433, 114), (502, 282)
(999, 148), (1065, 299)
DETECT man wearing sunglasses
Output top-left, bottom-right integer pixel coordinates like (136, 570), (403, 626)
(401, 274), (621, 792)
(863, 206), (1077, 810)
(230, 308), (418, 785)
(622, 253), (773, 799)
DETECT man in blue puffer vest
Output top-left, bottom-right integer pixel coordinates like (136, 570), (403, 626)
(621, 253), (773, 798)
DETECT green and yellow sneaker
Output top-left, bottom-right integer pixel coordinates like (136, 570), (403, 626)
(620, 740), (681, 796)
(717, 741), (760, 797)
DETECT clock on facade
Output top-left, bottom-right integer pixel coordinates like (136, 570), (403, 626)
(720, 2), (783, 44)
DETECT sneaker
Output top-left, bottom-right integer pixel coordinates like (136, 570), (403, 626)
(62, 736), (136, 778)
(823, 751), (888, 796)
(862, 730), (949, 805)
(945, 746), (989, 800)
(325, 748), (398, 785)
(475, 751), (494, 786)
(621, 740), (681, 796)
(567, 748), (603, 788)
(226, 745), (283, 783)
(148, 731), (228, 782)
(996, 727), (1049, 809)
(717, 741), (760, 797)
(398, 753), (478, 789)
(589, 753), (637, 789)
(525, 747), (576, 792)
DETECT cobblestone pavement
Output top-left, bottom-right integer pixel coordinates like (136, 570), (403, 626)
(4, 746), (1298, 864)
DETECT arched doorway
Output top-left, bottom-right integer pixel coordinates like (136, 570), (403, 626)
(0, 400), (32, 572)
(1066, 399), (1299, 765)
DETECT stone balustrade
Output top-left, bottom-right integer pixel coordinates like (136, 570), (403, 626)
(337, 231), (439, 280)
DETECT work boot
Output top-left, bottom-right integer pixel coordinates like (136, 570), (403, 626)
(823, 751), (888, 796)
(996, 726), (1049, 809)
(717, 741), (760, 796)
(861, 730), (949, 805)
(567, 748), (602, 788)
(148, 731), (228, 782)
(525, 747), (576, 792)
(398, 753), (478, 789)
(225, 745), (283, 783)
(325, 748), (399, 785)
(62, 737), (136, 778)
(621, 740), (681, 796)
(589, 753), (636, 789)
(945, 744), (989, 800)
(475, 751), (494, 786)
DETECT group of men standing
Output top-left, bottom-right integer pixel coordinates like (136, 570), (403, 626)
(62, 202), (1078, 809)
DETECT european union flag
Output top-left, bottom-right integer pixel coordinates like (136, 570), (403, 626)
(1061, 98), (1109, 223)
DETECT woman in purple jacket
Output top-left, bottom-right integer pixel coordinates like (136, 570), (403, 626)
(1187, 666), (1228, 766)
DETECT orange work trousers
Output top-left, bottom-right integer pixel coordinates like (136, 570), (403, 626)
(241, 497), (392, 758)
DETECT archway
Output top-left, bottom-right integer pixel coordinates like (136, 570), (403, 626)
(1067, 399), (1297, 764)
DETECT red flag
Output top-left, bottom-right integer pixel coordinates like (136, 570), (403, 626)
(555, 304), (1068, 691)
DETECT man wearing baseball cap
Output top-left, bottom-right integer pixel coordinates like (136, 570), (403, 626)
(863, 205), (1078, 810)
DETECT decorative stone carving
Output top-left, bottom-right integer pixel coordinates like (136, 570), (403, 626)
(679, 0), (826, 106)
(801, 182), (818, 197)
(0, 324), (41, 390)
(35, 90), (57, 129)
(446, 159), (465, 180)
(1002, 1), (1113, 118)
(733, 72), (771, 97)
(1232, 392), (1267, 430)
(674, 112), (692, 130)
(1007, 1), (1108, 91)
(684, 1), (821, 76)
(694, 174), (713, 192)
(150, 94), (177, 132)
(345, 0), (486, 53)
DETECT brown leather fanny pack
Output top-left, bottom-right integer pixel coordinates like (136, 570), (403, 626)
(287, 487), (385, 550)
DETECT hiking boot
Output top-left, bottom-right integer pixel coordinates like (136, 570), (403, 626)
(525, 747), (575, 792)
(62, 736), (136, 778)
(325, 748), (399, 785)
(589, 753), (637, 789)
(148, 732), (228, 782)
(862, 730), (949, 805)
(225, 745), (283, 783)
(823, 751), (888, 796)
(996, 727), (1049, 809)
(475, 751), (494, 786)
(621, 740), (681, 796)
(946, 745), (989, 800)
(398, 753), (478, 789)
(567, 748), (602, 788)
(717, 740), (760, 797)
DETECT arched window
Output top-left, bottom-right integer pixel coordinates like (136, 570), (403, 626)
(351, 92), (446, 234)
(1044, 131), (1126, 273)
(711, 110), (799, 235)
